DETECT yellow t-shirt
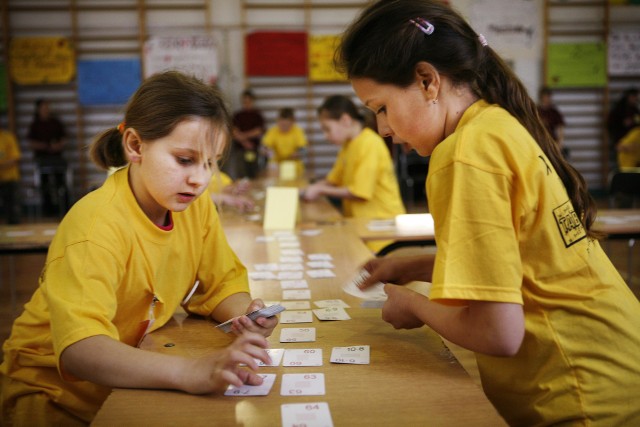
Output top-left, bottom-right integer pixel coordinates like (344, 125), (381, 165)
(263, 124), (307, 162)
(326, 127), (405, 220)
(0, 130), (21, 182)
(617, 126), (640, 168)
(428, 100), (640, 425)
(208, 171), (233, 194)
(0, 166), (249, 423)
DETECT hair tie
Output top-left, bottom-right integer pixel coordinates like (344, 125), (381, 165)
(409, 18), (434, 35)
(117, 122), (125, 134)
(478, 34), (488, 47)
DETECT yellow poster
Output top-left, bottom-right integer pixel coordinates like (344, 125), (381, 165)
(308, 34), (347, 82)
(9, 37), (75, 85)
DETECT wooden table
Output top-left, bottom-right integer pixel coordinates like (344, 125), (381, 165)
(593, 209), (640, 239)
(93, 224), (505, 426)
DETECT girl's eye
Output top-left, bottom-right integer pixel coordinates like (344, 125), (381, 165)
(177, 157), (193, 165)
(376, 106), (387, 115)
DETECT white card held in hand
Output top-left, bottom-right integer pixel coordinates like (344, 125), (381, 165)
(313, 307), (351, 321)
(280, 327), (316, 343)
(330, 345), (370, 365)
(224, 373), (276, 396)
(280, 373), (325, 396)
(281, 402), (334, 427)
(216, 304), (286, 333)
(343, 268), (387, 301)
(257, 348), (285, 367)
(280, 310), (313, 324)
(283, 349), (323, 367)
(283, 289), (311, 300)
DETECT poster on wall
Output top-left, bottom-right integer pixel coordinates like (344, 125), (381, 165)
(546, 43), (607, 88)
(308, 35), (347, 82)
(77, 59), (141, 106)
(9, 37), (75, 85)
(246, 32), (307, 76)
(143, 36), (218, 85)
(608, 29), (640, 76)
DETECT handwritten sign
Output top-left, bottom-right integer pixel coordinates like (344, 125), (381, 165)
(609, 29), (640, 76)
(309, 34), (347, 82)
(143, 36), (218, 84)
(546, 42), (606, 88)
(9, 37), (75, 85)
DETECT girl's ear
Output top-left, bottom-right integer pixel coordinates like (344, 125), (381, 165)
(414, 61), (441, 103)
(339, 112), (353, 127)
(122, 128), (143, 163)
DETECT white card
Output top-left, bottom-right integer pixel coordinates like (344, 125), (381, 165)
(306, 261), (335, 269)
(281, 402), (333, 427)
(255, 236), (275, 243)
(279, 263), (305, 271)
(307, 253), (332, 261)
(273, 230), (295, 237)
(306, 269), (335, 279)
(224, 373), (276, 396)
(280, 327), (316, 343)
(254, 263), (280, 271)
(280, 256), (304, 263)
(278, 271), (305, 280)
(283, 349), (323, 367)
(281, 280), (309, 290)
(280, 373), (325, 396)
(281, 301), (311, 310)
(283, 289), (311, 300)
(276, 235), (299, 242)
(300, 229), (322, 236)
(249, 271), (278, 281)
(313, 299), (350, 308)
(257, 348), (285, 367)
(313, 307), (351, 321)
(342, 269), (387, 300)
(280, 310), (313, 324)
(330, 345), (370, 365)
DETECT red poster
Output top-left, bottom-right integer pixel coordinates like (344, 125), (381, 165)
(246, 32), (307, 76)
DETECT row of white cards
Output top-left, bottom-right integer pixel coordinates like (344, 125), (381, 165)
(254, 346), (370, 367)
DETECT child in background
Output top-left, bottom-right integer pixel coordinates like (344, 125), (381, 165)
(301, 95), (406, 253)
(0, 72), (276, 426)
(345, 1), (640, 425)
(0, 125), (21, 224)
(209, 171), (255, 212)
(616, 126), (640, 169)
(262, 107), (308, 178)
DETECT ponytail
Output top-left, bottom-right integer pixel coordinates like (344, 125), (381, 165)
(89, 128), (128, 170)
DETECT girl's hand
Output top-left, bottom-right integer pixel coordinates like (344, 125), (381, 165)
(231, 299), (278, 337)
(381, 284), (424, 329)
(181, 331), (271, 394)
(359, 256), (431, 289)
(301, 183), (323, 201)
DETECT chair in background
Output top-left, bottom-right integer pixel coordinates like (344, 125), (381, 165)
(608, 170), (640, 283)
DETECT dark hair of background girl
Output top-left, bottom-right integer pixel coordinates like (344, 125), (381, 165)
(89, 71), (232, 170)
(337, 0), (599, 237)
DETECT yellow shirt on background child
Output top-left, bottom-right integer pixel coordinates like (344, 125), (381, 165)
(1, 166), (249, 423)
(617, 126), (640, 169)
(428, 101), (640, 425)
(326, 127), (405, 252)
(0, 130), (20, 182)
(263, 123), (307, 176)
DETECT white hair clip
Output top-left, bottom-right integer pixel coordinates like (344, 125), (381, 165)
(478, 34), (488, 47)
(409, 18), (435, 35)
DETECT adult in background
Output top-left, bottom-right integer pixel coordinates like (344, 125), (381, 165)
(226, 90), (265, 179)
(27, 98), (69, 217)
